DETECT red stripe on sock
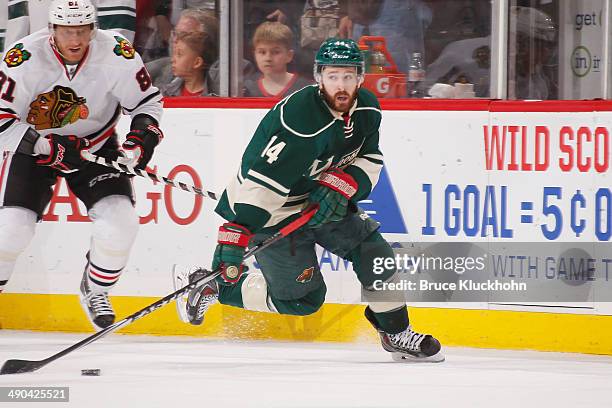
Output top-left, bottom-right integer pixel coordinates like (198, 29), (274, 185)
(89, 269), (121, 282)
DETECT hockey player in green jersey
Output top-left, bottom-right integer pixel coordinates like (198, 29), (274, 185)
(174, 38), (444, 362)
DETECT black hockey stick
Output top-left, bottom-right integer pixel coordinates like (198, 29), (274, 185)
(81, 150), (218, 200)
(0, 204), (318, 375)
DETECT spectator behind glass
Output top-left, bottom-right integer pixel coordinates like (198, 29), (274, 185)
(164, 31), (210, 96)
(243, 1), (302, 62)
(425, 6), (556, 100)
(423, 0), (491, 65)
(137, 0), (172, 61)
(146, 9), (219, 95)
(147, 8), (256, 96)
(339, 0), (432, 75)
(148, 0), (216, 62)
(293, 0), (344, 79)
(424, 36), (491, 97)
(422, 0), (491, 97)
(244, 22), (312, 97)
(508, 6), (557, 100)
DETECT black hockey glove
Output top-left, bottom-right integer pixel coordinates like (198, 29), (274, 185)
(35, 134), (90, 173)
(95, 148), (127, 163)
(121, 124), (163, 170)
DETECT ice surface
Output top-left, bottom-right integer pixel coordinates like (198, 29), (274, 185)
(1, 330), (611, 408)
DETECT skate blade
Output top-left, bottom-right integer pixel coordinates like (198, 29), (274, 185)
(172, 264), (193, 323)
(391, 352), (445, 363)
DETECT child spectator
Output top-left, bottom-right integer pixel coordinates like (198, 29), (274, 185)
(244, 21), (312, 97)
(163, 31), (213, 96)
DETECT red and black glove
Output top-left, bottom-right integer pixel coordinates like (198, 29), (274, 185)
(307, 167), (358, 228)
(121, 123), (163, 170)
(212, 222), (253, 285)
(35, 134), (90, 173)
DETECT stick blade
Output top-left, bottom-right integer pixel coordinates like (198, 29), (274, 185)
(0, 359), (45, 375)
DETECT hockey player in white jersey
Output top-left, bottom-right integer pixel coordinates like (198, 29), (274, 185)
(0, 0), (163, 330)
(7, 0), (136, 46)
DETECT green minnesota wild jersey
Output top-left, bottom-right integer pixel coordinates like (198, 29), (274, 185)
(215, 84), (384, 233)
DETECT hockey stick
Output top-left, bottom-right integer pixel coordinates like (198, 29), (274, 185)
(0, 204), (318, 375)
(81, 150), (218, 200)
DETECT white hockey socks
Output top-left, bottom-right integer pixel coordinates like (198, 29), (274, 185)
(87, 195), (138, 292)
(0, 208), (37, 293)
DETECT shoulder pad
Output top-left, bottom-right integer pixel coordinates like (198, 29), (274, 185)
(356, 88), (382, 111)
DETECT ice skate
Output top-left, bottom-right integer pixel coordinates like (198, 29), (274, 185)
(79, 268), (115, 330)
(379, 326), (445, 363)
(173, 264), (219, 325)
(366, 307), (445, 362)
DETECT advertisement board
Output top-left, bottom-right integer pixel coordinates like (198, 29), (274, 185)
(7, 100), (612, 317)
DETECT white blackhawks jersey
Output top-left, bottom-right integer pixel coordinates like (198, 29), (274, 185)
(0, 28), (162, 154)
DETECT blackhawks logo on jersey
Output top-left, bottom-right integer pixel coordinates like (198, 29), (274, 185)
(27, 85), (89, 130)
(113, 36), (135, 59)
(3, 43), (31, 68)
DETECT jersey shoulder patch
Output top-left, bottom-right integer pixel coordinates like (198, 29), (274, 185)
(3, 43), (32, 68)
(112, 36), (135, 60)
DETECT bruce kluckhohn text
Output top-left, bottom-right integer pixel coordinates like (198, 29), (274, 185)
(372, 279), (527, 292)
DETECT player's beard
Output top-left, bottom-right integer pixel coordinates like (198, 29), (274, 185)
(321, 86), (358, 113)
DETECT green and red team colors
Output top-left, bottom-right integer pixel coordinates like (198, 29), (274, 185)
(215, 84), (384, 234)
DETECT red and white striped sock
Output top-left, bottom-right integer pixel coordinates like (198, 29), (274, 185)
(86, 260), (123, 292)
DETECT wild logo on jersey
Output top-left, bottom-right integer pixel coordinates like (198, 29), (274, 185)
(27, 85), (89, 130)
(3, 44), (32, 68)
(296, 267), (315, 283)
(113, 36), (135, 60)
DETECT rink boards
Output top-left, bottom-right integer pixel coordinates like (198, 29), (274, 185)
(3, 98), (612, 354)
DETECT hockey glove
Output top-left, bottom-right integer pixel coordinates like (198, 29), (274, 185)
(212, 222), (253, 285)
(308, 168), (358, 228)
(120, 124), (163, 170)
(35, 134), (90, 173)
(95, 148), (127, 163)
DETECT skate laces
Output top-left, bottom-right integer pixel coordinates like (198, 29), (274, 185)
(196, 292), (218, 320)
(188, 269), (218, 320)
(85, 292), (114, 316)
(388, 326), (425, 351)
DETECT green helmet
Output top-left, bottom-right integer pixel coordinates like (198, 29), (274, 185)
(314, 38), (365, 77)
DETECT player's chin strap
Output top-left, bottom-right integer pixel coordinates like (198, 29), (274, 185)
(81, 150), (219, 200)
(0, 204), (319, 375)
